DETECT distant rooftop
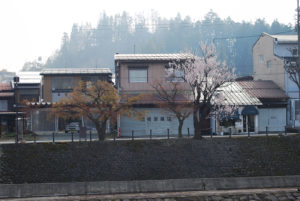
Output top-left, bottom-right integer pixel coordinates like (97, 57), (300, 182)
(16, 72), (41, 84)
(114, 53), (194, 61)
(40, 68), (111, 75)
(263, 32), (297, 44)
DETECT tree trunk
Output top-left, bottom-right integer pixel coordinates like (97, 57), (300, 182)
(193, 108), (202, 140)
(95, 122), (106, 141)
(193, 105), (210, 140)
(178, 119), (184, 138)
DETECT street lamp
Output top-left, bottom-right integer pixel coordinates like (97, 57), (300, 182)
(13, 76), (19, 143)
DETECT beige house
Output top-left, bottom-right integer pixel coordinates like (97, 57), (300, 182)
(253, 32), (298, 127)
(114, 53), (196, 136)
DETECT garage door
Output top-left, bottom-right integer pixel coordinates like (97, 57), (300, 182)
(258, 108), (286, 132)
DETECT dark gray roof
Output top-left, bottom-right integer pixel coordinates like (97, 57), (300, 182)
(114, 53), (194, 61)
(41, 68), (111, 75)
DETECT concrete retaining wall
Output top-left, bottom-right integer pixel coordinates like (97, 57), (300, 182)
(0, 175), (299, 198)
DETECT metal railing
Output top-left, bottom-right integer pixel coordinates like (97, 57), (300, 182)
(0, 125), (297, 144)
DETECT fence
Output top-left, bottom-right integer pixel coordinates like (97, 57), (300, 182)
(0, 124), (297, 144)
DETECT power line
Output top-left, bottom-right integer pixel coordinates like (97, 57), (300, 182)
(213, 30), (296, 41)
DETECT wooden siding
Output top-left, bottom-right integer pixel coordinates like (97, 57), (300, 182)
(43, 76), (52, 102)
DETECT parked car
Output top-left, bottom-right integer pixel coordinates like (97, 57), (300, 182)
(65, 122), (80, 133)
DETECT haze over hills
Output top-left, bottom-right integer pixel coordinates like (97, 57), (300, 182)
(22, 11), (294, 76)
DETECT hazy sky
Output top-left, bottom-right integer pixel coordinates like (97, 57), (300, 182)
(0, 0), (297, 72)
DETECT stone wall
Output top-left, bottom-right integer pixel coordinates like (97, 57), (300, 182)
(0, 176), (299, 199)
(0, 135), (300, 184)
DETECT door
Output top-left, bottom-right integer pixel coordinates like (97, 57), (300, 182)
(248, 115), (255, 132)
(243, 115), (255, 133)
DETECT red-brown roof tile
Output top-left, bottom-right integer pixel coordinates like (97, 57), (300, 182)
(237, 80), (288, 99)
(0, 83), (12, 91)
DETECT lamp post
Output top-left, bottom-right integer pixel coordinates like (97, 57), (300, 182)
(13, 76), (19, 143)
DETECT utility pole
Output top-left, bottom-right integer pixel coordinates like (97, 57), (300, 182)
(298, 0), (300, 65)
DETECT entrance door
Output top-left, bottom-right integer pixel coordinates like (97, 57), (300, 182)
(243, 115), (255, 133)
(248, 115), (255, 132)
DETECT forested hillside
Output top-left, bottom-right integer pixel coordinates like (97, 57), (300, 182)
(22, 11), (294, 76)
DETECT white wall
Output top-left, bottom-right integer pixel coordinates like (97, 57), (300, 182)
(120, 107), (194, 136)
(258, 108), (286, 132)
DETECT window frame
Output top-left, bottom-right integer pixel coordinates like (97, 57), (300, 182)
(52, 76), (73, 91)
(0, 100), (8, 111)
(128, 66), (148, 83)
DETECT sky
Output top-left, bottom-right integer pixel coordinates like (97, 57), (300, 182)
(0, 0), (297, 72)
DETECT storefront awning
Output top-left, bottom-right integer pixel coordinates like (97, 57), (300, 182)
(241, 106), (259, 115)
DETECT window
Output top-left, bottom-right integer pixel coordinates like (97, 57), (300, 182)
(129, 67), (147, 83)
(160, 117), (165, 121)
(0, 100), (8, 111)
(266, 60), (272, 68)
(292, 48), (298, 56)
(167, 117), (172, 121)
(52, 77), (73, 90)
(165, 68), (184, 82)
(147, 117), (151, 121)
(154, 117), (158, 121)
(259, 54), (264, 64)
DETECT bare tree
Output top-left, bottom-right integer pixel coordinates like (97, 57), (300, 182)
(170, 44), (235, 139)
(152, 81), (192, 138)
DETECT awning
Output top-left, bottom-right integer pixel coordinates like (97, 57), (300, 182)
(220, 110), (240, 121)
(230, 110), (240, 120)
(241, 106), (259, 115)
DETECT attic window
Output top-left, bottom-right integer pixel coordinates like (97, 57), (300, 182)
(259, 54), (264, 64)
(267, 60), (272, 68)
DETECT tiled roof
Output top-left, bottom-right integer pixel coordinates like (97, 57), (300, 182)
(0, 92), (13, 97)
(237, 80), (288, 99)
(0, 83), (12, 91)
(121, 93), (190, 104)
(114, 53), (194, 61)
(121, 82), (262, 106)
(41, 68), (111, 75)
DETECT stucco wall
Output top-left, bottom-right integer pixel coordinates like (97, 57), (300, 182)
(119, 63), (191, 92)
(253, 35), (285, 90)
